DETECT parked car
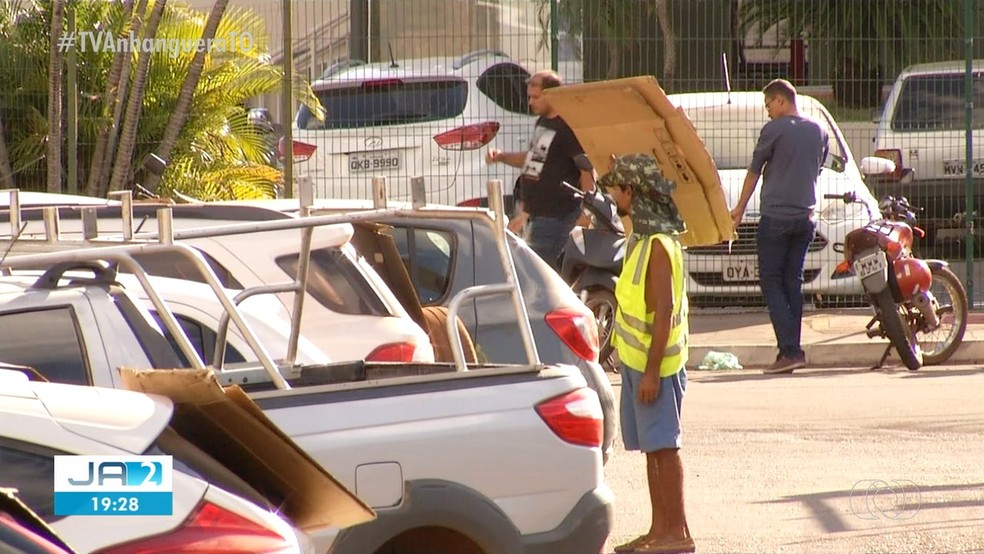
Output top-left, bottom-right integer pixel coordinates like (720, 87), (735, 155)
(0, 368), (314, 554)
(668, 91), (881, 306)
(291, 50), (535, 207)
(869, 59), (984, 247)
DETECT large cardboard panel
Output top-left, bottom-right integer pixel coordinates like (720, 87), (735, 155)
(118, 368), (375, 533)
(544, 76), (735, 247)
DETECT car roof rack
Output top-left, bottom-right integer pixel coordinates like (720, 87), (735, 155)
(0, 177), (539, 388)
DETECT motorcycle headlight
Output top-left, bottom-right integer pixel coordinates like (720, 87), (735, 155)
(820, 200), (866, 223)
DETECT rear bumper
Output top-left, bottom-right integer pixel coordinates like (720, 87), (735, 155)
(521, 485), (614, 554)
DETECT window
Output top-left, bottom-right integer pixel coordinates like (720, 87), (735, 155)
(130, 250), (243, 289)
(391, 227), (455, 305)
(0, 438), (64, 521)
(150, 312), (246, 367)
(891, 73), (984, 131)
(301, 79), (469, 130)
(0, 308), (89, 385)
(113, 292), (186, 370)
(276, 247), (389, 316)
(477, 63), (533, 115)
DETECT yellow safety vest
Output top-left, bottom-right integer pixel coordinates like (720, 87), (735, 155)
(612, 234), (688, 376)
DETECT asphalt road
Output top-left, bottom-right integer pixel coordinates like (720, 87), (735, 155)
(603, 365), (984, 554)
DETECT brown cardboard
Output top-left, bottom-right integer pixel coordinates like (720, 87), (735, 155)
(543, 76), (736, 247)
(118, 368), (375, 533)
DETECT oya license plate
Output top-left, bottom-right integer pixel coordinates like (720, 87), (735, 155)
(853, 251), (886, 279)
(723, 261), (759, 282)
(349, 150), (401, 173)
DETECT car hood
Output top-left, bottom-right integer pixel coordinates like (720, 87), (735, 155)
(717, 168), (879, 223)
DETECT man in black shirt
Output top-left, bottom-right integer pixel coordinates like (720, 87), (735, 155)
(486, 70), (595, 269)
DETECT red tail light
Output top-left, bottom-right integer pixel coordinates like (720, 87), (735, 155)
(874, 148), (904, 180)
(535, 388), (603, 448)
(456, 198), (484, 208)
(366, 342), (417, 362)
(95, 501), (292, 553)
(278, 137), (317, 162)
(545, 307), (600, 362)
(362, 78), (404, 89)
(433, 122), (500, 151)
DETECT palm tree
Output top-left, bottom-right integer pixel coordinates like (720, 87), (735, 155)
(46, 0), (66, 193)
(738, 0), (966, 107)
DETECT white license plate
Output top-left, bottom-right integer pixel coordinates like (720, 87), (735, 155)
(943, 159), (984, 177)
(349, 150), (401, 173)
(853, 251), (886, 279)
(723, 261), (759, 282)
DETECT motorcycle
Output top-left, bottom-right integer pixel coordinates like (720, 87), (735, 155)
(826, 191), (969, 370)
(558, 181), (627, 371)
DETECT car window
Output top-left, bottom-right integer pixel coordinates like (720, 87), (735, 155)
(476, 63), (533, 115)
(150, 312), (246, 366)
(131, 250), (243, 289)
(0, 308), (89, 386)
(300, 79), (468, 130)
(0, 438), (63, 521)
(391, 227), (455, 305)
(891, 73), (984, 131)
(276, 247), (390, 316)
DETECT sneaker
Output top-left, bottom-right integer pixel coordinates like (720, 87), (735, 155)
(763, 355), (806, 374)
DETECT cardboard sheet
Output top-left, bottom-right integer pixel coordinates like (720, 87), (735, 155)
(544, 76), (735, 247)
(118, 368), (375, 533)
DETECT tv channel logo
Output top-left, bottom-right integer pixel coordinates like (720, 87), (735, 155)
(54, 455), (173, 516)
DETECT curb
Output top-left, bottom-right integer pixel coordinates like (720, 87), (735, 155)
(691, 340), (984, 370)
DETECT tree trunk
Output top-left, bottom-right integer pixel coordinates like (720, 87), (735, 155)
(87, 0), (137, 197)
(144, 0), (230, 193)
(0, 111), (14, 188)
(656, 0), (677, 90)
(108, 0), (167, 194)
(46, 0), (67, 193)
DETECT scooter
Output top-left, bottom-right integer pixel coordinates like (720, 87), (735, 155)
(826, 191), (968, 370)
(558, 181), (627, 371)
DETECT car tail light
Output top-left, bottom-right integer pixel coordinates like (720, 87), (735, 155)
(545, 307), (600, 362)
(874, 148), (904, 180)
(94, 501), (292, 553)
(278, 137), (317, 162)
(456, 198), (485, 208)
(535, 388), (603, 448)
(433, 122), (500, 151)
(366, 341), (417, 362)
(362, 78), (404, 89)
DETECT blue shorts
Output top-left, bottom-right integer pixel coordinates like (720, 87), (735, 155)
(620, 366), (687, 452)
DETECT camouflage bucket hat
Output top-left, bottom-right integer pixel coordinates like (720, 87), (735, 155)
(598, 153), (686, 236)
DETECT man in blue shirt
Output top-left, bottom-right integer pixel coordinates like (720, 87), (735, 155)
(730, 79), (828, 375)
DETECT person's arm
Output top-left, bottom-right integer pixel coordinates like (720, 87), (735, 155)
(637, 239), (674, 404)
(486, 148), (527, 169)
(731, 122), (776, 227)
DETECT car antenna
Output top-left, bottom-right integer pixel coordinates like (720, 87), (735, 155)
(388, 42), (398, 68)
(721, 52), (732, 105)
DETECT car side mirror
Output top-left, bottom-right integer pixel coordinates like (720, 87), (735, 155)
(869, 108), (883, 124)
(573, 153), (593, 171)
(860, 156), (896, 176)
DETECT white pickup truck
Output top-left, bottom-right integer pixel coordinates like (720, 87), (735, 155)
(0, 187), (613, 554)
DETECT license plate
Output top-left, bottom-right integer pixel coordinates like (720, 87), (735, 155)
(853, 251), (886, 279)
(943, 159), (984, 177)
(723, 261), (759, 282)
(349, 150), (401, 173)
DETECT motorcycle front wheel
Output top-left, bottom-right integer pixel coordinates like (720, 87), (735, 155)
(917, 266), (969, 365)
(584, 288), (617, 370)
(874, 287), (923, 370)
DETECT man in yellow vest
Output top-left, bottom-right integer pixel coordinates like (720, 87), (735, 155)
(602, 154), (694, 554)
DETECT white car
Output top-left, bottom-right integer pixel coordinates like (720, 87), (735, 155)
(0, 368), (312, 553)
(291, 50), (535, 207)
(869, 60), (984, 245)
(669, 91), (881, 305)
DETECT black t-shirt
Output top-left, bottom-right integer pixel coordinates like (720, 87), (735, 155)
(518, 116), (583, 218)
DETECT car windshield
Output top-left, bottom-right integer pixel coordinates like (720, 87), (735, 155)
(890, 73), (984, 131)
(299, 79), (468, 130)
(682, 103), (847, 172)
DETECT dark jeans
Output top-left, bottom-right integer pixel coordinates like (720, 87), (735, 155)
(525, 209), (579, 270)
(756, 215), (815, 359)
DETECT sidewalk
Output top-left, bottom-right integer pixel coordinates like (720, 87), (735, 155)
(689, 308), (984, 369)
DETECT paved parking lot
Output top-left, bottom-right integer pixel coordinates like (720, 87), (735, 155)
(603, 366), (984, 553)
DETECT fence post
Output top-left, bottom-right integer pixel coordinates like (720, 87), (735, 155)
(66, 8), (77, 194)
(965, 0), (975, 305)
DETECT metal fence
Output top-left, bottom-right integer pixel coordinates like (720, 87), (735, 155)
(3, 0), (984, 305)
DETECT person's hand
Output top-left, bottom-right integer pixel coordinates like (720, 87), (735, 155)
(730, 206), (745, 229)
(486, 148), (501, 164)
(637, 371), (661, 404)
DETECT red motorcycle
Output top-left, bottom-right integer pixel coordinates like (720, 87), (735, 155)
(827, 192), (969, 370)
